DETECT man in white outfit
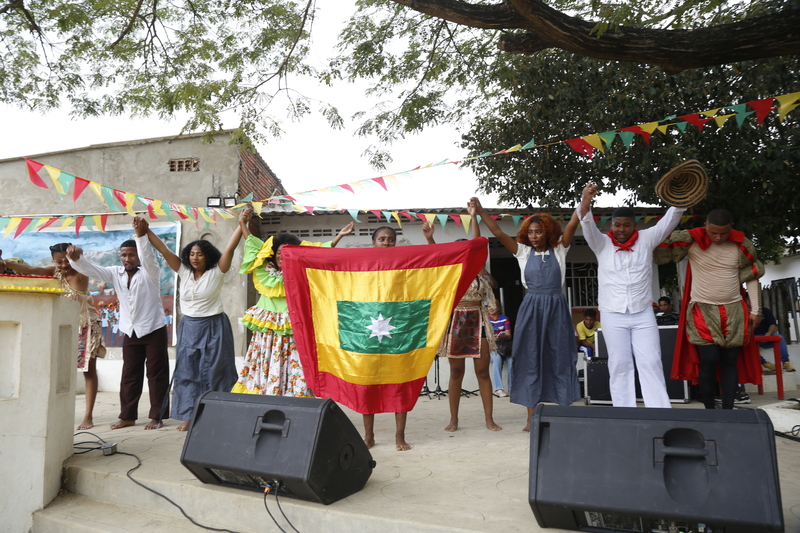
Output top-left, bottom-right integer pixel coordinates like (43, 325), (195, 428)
(578, 183), (685, 408)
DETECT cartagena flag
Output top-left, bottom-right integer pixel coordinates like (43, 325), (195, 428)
(282, 238), (488, 415)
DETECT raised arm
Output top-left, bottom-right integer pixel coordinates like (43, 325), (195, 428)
(331, 221), (354, 248)
(0, 258), (55, 276)
(560, 209), (581, 248)
(468, 199), (481, 240)
(146, 227), (181, 273)
(132, 217), (160, 282)
(577, 183), (605, 252)
(217, 208), (251, 273)
(422, 221), (436, 244)
(471, 197), (517, 254)
(239, 208), (252, 239)
(66, 245), (116, 284)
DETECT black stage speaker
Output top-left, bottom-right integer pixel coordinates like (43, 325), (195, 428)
(529, 405), (783, 533)
(180, 392), (376, 505)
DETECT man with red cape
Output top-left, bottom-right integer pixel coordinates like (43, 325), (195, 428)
(654, 209), (764, 409)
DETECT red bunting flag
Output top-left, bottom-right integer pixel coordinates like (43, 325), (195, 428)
(565, 138), (594, 160)
(14, 218), (33, 238)
(373, 177), (388, 191)
(25, 159), (48, 189)
(145, 199), (158, 219)
(73, 177), (90, 203)
(74, 216), (84, 237)
(747, 98), (776, 125)
(679, 113), (715, 132)
(339, 184), (355, 194)
(449, 214), (462, 228)
(112, 189), (127, 209)
(37, 217), (59, 231)
(283, 239), (488, 414)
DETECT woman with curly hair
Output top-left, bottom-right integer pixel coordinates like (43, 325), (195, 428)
(231, 212), (353, 397)
(470, 197), (581, 432)
(146, 211), (251, 430)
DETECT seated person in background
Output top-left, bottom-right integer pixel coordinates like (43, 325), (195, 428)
(755, 307), (796, 373)
(655, 296), (680, 325)
(576, 309), (601, 358)
(488, 304), (513, 397)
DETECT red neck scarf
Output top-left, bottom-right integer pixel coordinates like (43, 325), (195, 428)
(607, 229), (639, 252)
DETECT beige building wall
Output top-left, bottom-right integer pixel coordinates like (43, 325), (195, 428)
(0, 132), (252, 377)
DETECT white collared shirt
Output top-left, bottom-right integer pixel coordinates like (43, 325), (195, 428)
(578, 204), (685, 314)
(177, 264), (225, 317)
(71, 234), (166, 338)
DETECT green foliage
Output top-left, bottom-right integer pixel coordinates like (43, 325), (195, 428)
(459, 52), (799, 262)
(0, 0), (333, 146)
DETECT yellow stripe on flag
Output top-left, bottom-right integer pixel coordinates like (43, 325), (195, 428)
(88, 182), (105, 204)
(306, 264), (462, 385)
(124, 192), (137, 217)
(45, 166), (66, 196)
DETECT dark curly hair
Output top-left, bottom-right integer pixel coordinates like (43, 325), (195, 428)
(270, 233), (302, 268)
(180, 240), (222, 271)
(49, 243), (72, 256)
(516, 213), (562, 249)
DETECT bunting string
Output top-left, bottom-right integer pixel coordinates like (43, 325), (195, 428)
(15, 91), (798, 239)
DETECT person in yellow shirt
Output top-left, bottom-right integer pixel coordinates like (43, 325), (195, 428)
(576, 309), (601, 359)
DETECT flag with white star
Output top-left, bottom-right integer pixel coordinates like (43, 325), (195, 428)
(283, 238), (488, 414)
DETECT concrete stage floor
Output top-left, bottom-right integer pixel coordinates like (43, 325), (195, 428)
(44, 389), (800, 533)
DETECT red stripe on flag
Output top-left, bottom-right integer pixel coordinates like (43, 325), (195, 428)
(74, 216), (84, 237)
(26, 159), (48, 189)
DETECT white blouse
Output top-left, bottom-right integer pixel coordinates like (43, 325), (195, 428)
(178, 264), (226, 318)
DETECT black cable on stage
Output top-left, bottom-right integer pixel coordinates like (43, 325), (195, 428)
(274, 482), (300, 533)
(263, 489), (287, 533)
(73, 431), (107, 454)
(114, 450), (244, 533)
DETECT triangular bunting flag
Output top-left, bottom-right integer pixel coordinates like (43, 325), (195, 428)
(747, 98), (775, 125)
(460, 214), (471, 235)
(521, 138), (536, 150)
(73, 177), (90, 203)
(449, 214), (462, 228)
(713, 114), (735, 129)
(347, 209), (361, 223)
(776, 92), (800, 122)
(25, 159), (48, 189)
(617, 131), (636, 149)
(436, 214), (449, 228)
(13, 218), (33, 239)
(598, 131), (616, 149)
(582, 134), (604, 153)
(565, 138), (593, 160)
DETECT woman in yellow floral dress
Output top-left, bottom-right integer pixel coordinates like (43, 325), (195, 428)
(232, 211), (352, 396)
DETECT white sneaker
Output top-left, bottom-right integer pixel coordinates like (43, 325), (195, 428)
(494, 389), (508, 397)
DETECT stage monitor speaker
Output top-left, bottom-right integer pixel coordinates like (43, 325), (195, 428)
(529, 405), (783, 533)
(180, 392), (376, 505)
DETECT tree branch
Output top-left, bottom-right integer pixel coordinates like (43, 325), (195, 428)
(391, 0), (800, 72)
(108, 0), (146, 49)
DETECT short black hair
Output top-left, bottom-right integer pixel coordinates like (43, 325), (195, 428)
(611, 207), (635, 220)
(658, 296), (671, 305)
(706, 209), (733, 227)
(583, 309), (597, 319)
(49, 243), (71, 256)
(180, 240), (222, 271)
(120, 239), (137, 250)
(371, 226), (397, 242)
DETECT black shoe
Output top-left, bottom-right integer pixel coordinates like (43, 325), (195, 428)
(734, 394), (751, 404)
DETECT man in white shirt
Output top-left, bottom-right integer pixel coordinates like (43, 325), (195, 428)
(578, 183), (685, 408)
(68, 217), (169, 429)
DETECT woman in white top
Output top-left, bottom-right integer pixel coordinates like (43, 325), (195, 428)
(146, 210), (249, 431)
(471, 197), (581, 432)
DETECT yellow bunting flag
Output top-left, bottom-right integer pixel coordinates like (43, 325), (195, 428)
(93, 215), (106, 232)
(3, 218), (21, 238)
(124, 192), (137, 217)
(392, 212), (403, 228)
(59, 217), (76, 232)
(700, 108), (721, 118)
(714, 114), (735, 129)
(45, 166), (67, 196)
(460, 214), (472, 235)
(88, 182), (105, 204)
(776, 92), (800, 122)
(582, 134), (605, 153)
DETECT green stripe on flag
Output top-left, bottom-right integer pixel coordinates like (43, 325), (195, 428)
(337, 300), (431, 354)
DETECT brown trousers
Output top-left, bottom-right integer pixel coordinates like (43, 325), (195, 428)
(119, 326), (170, 421)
